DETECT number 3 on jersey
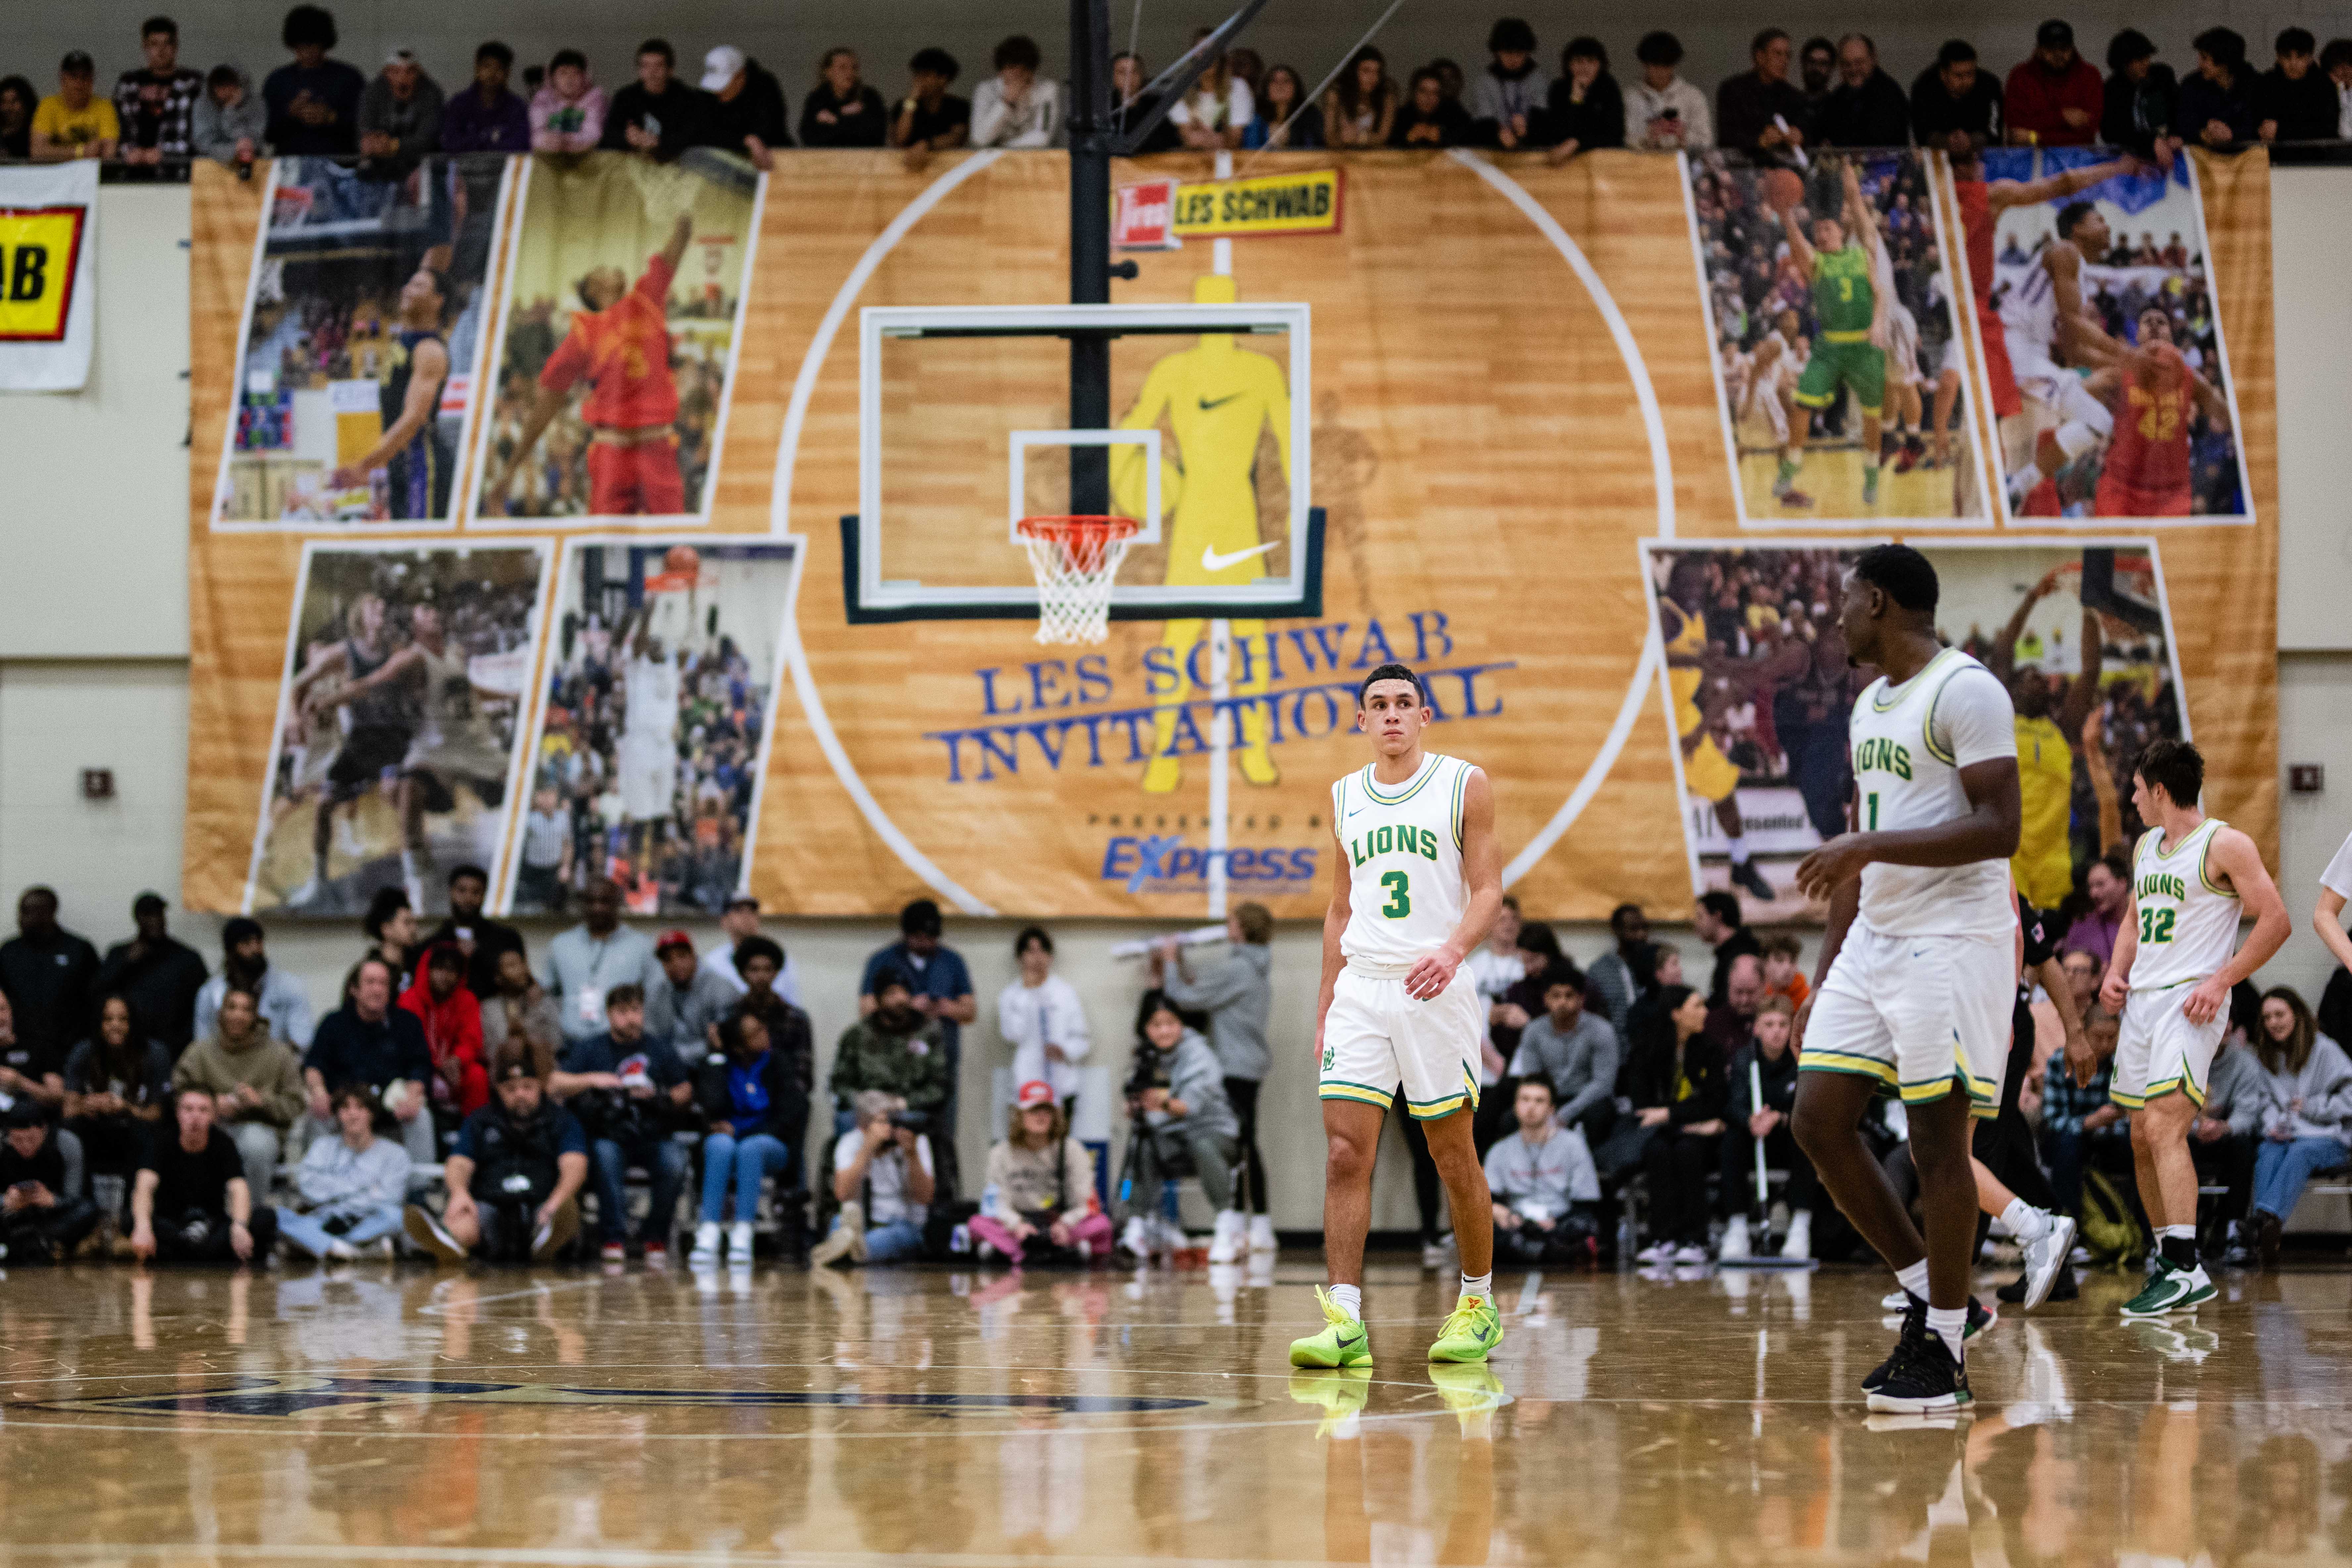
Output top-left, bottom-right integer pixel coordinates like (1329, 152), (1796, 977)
(1378, 870), (1411, 919)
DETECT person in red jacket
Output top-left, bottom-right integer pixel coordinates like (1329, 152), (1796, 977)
(2005, 20), (2104, 145)
(399, 943), (488, 1122)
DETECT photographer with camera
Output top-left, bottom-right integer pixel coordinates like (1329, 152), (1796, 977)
(403, 1044), (587, 1265)
(1118, 993), (1239, 1260)
(129, 1089), (278, 1265)
(274, 1085), (411, 1259)
(552, 982), (693, 1262)
(0, 1102), (100, 1263)
(810, 1089), (936, 1266)
(830, 966), (952, 1137)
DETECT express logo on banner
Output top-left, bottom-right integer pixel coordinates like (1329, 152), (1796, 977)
(0, 205), (88, 342)
(1102, 834), (1319, 894)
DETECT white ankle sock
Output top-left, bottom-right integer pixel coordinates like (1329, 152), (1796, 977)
(1895, 1259), (1931, 1301)
(2002, 1198), (2050, 1241)
(1327, 1283), (1362, 1321)
(1926, 1305), (1966, 1363)
(1459, 1271), (1493, 1301)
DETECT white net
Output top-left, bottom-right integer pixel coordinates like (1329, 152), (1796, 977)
(1018, 517), (1138, 645)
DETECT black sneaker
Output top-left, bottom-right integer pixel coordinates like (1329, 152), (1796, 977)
(1870, 1292), (1993, 1389)
(1728, 860), (1776, 904)
(1863, 1298), (1926, 1393)
(1866, 1329), (1973, 1414)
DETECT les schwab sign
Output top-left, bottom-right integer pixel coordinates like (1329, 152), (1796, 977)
(1113, 169), (1343, 250)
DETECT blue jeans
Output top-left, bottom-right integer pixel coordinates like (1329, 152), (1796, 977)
(274, 1202), (405, 1258)
(2253, 1137), (2350, 1220)
(700, 1133), (793, 1224)
(593, 1135), (691, 1244)
(859, 1218), (927, 1262)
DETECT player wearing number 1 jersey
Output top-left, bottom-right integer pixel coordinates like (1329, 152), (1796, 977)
(1291, 664), (1505, 1374)
(2099, 738), (2288, 1319)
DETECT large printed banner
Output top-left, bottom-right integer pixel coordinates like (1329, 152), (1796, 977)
(184, 148), (2279, 921)
(0, 160), (98, 392)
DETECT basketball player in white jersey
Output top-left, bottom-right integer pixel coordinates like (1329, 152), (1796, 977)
(2097, 737), (2288, 1318)
(1291, 664), (1506, 1371)
(618, 605), (684, 888)
(1791, 545), (2021, 1415)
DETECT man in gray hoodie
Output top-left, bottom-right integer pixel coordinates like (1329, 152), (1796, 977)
(1155, 901), (1274, 1252)
(1119, 997), (1238, 1257)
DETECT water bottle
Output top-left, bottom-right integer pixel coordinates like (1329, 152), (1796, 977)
(981, 1182), (1000, 1220)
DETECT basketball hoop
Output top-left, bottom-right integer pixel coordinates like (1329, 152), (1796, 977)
(1017, 515), (1139, 645)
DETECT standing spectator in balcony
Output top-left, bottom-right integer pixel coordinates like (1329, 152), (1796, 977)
(1625, 32), (1709, 151)
(263, 4), (365, 157)
(1470, 19), (1548, 151)
(1544, 37), (1623, 162)
(971, 35), (1059, 148)
(2005, 20), (2102, 146)
(1107, 51), (1179, 152)
(193, 66), (265, 168)
(274, 1086), (411, 1260)
(1798, 37), (1838, 122)
(1717, 29), (1809, 165)
(1170, 32), (1253, 151)
(1323, 47), (1397, 148)
(1390, 67), (1473, 147)
(2101, 30), (2178, 159)
(64, 994), (171, 1186)
(888, 47), (969, 155)
(701, 45), (788, 169)
(114, 17), (203, 173)
(440, 41), (530, 154)
(2258, 30), (2337, 144)
(529, 49), (605, 153)
(1241, 63), (1321, 149)
(1, 888), (100, 1071)
(30, 53), (120, 162)
(171, 986), (305, 1202)
(800, 48), (885, 148)
(1813, 33), (1909, 148)
(0, 77), (37, 160)
(195, 920), (315, 1053)
(1911, 39), (2003, 153)
(2178, 28), (2255, 149)
(2325, 41), (2352, 140)
(98, 893), (208, 1058)
(423, 865), (525, 1003)
(602, 39), (716, 163)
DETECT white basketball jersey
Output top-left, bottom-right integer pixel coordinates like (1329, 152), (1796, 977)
(1334, 752), (1473, 969)
(1848, 647), (2017, 938)
(2127, 818), (2241, 991)
(1998, 254), (2058, 346)
(624, 653), (679, 740)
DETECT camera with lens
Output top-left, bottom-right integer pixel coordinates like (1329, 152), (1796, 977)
(1123, 1053), (1171, 1109)
(888, 1108), (931, 1135)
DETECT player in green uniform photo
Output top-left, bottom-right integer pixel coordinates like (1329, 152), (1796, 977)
(1772, 160), (1890, 510)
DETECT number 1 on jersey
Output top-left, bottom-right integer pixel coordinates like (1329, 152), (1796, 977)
(1865, 792), (1879, 831)
(1378, 870), (1411, 919)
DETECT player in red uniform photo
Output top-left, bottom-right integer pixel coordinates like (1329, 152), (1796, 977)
(2094, 306), (2229, 518)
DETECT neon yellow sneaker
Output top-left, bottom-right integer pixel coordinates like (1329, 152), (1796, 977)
(1427, 1292), (1503, 1362)
(1287, 1366), (1373, 1437)
(1289, 1286), (1373, 1368)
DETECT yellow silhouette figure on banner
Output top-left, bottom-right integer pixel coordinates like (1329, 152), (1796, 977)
(1112, 274), (1291, 794)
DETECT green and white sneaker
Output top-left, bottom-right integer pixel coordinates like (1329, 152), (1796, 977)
(1427, 1292), (1504, 1363)
(1290, 1286), (1373, 1368)
(2120, 1259), (2216, 1319)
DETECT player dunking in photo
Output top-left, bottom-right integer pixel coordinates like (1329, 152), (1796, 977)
(329, 260), (455, 520)
(1791, 545), (2021, 1415)
(1291, 664), (1505, 1372)
(2099, 738), (2287, 1319)
(1661, 559), (1776, 902)
(2093, 307), (2230, 518)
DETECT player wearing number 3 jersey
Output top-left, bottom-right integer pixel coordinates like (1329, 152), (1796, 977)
(1291, 664), (1505, 1373)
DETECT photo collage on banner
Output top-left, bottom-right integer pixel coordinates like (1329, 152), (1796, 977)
(213, 155), (512, 527)
(1950, 149), (2253, 524)
(1687, 148), (1988, 527)
(245, 543), (551, 917)
(503, 539), (800, 919)
(1642, 541), (2188, 921)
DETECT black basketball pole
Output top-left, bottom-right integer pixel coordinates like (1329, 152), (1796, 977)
(1068, 0), (1114, 516)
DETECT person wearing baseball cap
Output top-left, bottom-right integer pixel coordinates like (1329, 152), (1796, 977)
(969, 1079), (1111, 1266)
(646, 930), (738, 1065)
(701, 42), (790, 167)
(407, 1040), (587, 1264)
(2005, 19), (2103, 145)
(98, 892), (211, 1055)
(31, 50), (120, 161)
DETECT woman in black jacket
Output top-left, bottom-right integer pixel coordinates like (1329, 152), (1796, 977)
(1626, 984), (1727, 1263)
(1545, 37), (1625, 162)
(689, 1012), (812, 1265)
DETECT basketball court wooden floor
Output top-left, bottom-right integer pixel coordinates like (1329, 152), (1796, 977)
(3, 1259), (2348, 1565)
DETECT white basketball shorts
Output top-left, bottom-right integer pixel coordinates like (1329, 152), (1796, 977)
(2113, 984), (2226, 1109)
(1319, 962), (1483, 1121)
(1799, 925), (2013, 1116)
(618, 730), (678, 823)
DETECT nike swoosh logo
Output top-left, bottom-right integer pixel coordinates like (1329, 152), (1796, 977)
(1198, 393), (1244, 411)
(1201, 540), (1280, 573)
(1335, 1331), (1363, 1348)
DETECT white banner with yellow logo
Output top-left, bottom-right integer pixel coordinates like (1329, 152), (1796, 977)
(0, 160), (97, 392)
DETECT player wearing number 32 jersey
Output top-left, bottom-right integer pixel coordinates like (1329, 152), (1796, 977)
(1291, 664), (1505, 1377)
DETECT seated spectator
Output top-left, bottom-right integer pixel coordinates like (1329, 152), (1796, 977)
(972, 35), (1059, 148)
(1464, 897), (1522, 1128)
(703, 44), (789, 169)
(645, 931), (736, 1066)
(832, 968), (952, 1132)
(0, 994), (71, 1161)
(691, 1011), (808, 1265)
(1911, 38), (2004, 154)
(363, 885), (419, 984)
(1323, 46), (1397, 148)
(2258, 29), (2337, 143)
(1626, 985), (1725, 1265)
(274, 1086), (411, 1259)
(1114, 994), (1239, 1258)
(1544, 37), (1624, 163)
(1585, 902), (1646, 1037)
(1719, 996), (1816, 1260)
(2192, 992), (2262, 1258)
(441, 41), (530, 152)
(972, 1080), (1109, 1266)
(1704, 952), (1765, 1053)
(1760, 933), (1809, 1009)
(1390, 66), (1473, 146)
(113, 17), (204, 172)
(2062, 851), (2129, 967)
(800, 48), (885, 148)
(1625, 32), (1711, 151)
(301, 956), (436, 1167)
(1170, 29), (1252, 150)
(2005, 20), (2102, 146)
(424, 863), (526, 1001)
(1242, 63), (1322, 149)
(1508, 962), (1620, 1146)
(2325, 40), (2352, 141)
(2101, 29), (2179, 160)
(546, 879), (659, 1052)
(195, 919), (315, 1054)
(730, 936), (815, 1093)
(32, 52), (121, 162)
(811, 1089), (938, 1266)
(1153, 906), (1270, 1251)
(552, 983), (692, 1262)
(171, 986), (305, 1202)
(1000, 926), (1091, 1113)
(264, 4), (366, 157)
(481, 947), (564, 1060)
(64, 994), (172, 1185)
(0, 1105), (100, 1264)
(357, 46), (440, 176)
(528, 48), (605, 153)
(405, 1045), (587, 1264)
(1814, 33), (1909, 148)
(2246, 987), (2352, 1268)
(398, 943), (489, 1132)
(2040, 1004), (2129, 1213)
(888, 47), (969, 155)
(131, 1090), (276, 1264)
(602, 38), (715, 162)
(2179, 27), (2255, 148)
(1471, 18), (1549, 150)
(1485, 1075), (1600, 1263)
(0, 76), (37, 160)
(1717, 28), (1808, 164)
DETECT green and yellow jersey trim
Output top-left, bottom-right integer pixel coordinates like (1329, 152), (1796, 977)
(1359, 754), (1445, 807)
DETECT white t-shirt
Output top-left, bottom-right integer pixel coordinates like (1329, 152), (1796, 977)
(1169, 77), (1253, 131)
(835, 1132), (935, 1227)
(2322, 829), (2352, 901)
(997, 973), (1092, 1103)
